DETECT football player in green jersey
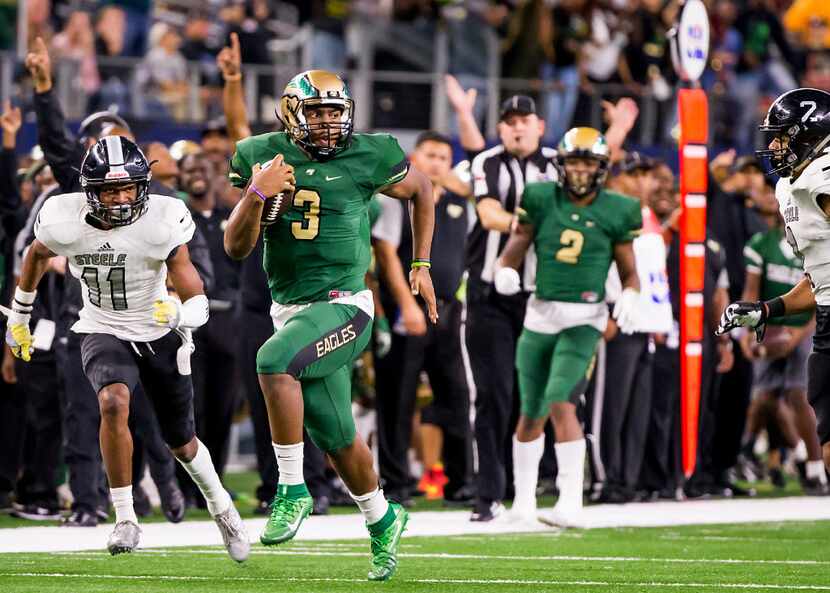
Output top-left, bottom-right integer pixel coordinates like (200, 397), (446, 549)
(224, 70), (437, 581)
(493, 127), (642, 527)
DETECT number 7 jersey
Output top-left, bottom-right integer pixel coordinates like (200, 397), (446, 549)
(34, 193), (196, 341)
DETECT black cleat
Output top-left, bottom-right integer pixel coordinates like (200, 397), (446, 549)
(312, 495), (330, 516)
(443, 484), (476, 508)
(12, 502), (61, 521)
(469, 499), (504, 522)
(254, 499), (271, 516)
(61, 509), (99, 527)
(158, 480), (186, 524)
(802, 478), (830, 496)
(769, 468), (786, 489)
(133, 485), (152, 517)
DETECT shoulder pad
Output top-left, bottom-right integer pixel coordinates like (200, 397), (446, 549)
(143, 195), (195, 247)
(36, 193), (86, 245)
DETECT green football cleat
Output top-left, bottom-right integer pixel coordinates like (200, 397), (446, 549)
(367, 502), (409, 582)
(259, 494), (313, 546)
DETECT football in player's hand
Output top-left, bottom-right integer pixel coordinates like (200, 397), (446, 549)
(253, 157), (294, 226)
(260, 191), (289, 226)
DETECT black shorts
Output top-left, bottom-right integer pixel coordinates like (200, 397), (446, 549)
(80, 331), (196, 448)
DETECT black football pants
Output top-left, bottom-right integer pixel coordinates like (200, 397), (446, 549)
(466, 294), (525, 503)
(597, 332), (653, 492)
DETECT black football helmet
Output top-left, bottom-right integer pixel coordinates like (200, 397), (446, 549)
(80, 136), (151, 227)
(757, 88), (830, 178)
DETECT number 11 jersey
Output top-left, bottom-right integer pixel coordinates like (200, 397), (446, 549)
(34, 193), (196, 341)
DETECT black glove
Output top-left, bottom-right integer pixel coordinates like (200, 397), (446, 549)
(715, 301), (767, 342)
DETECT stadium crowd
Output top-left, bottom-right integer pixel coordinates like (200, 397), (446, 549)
(0, 0), (828, 527)
(3, 0), (830, 145)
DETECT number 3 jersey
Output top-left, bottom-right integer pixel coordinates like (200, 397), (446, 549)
(34, 193), (196, 341)
(229, 131), (407, 305)
(776, 152), (830, 306)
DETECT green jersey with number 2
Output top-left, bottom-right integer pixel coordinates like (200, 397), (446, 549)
(230, 131), (408, 304)
(520, 181), (642, 303)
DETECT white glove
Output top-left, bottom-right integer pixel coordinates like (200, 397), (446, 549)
(612, 287), (640, 334)
(494, 266), (521, 296)
(153, 295), (209, 329)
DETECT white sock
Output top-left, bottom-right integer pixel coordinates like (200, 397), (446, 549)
(512, 434), (544, 511)
(274, 442), (304, 485)
(179, 439), (231, 516)
(350, 487), (389, 526)
(806, 460), (828, 483)
(553, 439), (586, 512)
(111, 485), (138, 525)
(794, 440), (809, 463)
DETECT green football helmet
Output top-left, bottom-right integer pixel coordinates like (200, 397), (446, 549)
(278, 70), (354, 159)
(555, 127), (610, 198)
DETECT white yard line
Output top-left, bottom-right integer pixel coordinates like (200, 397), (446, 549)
(126, 548), (830, 566)
(17, 548), (830, 567)
(1, 572), (830, 590)
(1, 496), (829, 554)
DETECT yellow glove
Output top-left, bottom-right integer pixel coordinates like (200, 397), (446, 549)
(152, 299), (180, 328)
(6, 323), (34, 362)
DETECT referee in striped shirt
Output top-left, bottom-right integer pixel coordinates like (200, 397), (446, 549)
(466, 96), (557, 521)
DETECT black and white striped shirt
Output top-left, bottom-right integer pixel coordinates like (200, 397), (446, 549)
(466, 144), (558, 294)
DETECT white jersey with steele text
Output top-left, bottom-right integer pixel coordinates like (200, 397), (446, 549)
(34, 192), (196, 341)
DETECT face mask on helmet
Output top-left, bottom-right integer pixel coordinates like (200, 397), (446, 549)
(555, 127), (610, 199)
(80, 136), (152, 227)
(278, 70), (355, 160)
(558, 157), (609, 198)
(756, 88), (830, 178)
(756, 126), (801, 177)
(85, 182), (149, 226)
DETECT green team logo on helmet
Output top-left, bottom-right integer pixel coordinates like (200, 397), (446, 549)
(278, 70), (355, 160)
(555, 127), (610, 198)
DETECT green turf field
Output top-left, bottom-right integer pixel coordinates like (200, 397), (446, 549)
(1, 520), (829, 592)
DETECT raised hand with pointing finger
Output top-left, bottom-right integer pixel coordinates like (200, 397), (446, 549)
(25, 37), (52, 93)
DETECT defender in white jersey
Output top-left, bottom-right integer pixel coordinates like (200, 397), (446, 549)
(4, 137), (248, 560)
(718, 88), (830, 472)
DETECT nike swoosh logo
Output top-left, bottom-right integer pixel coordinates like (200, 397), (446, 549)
(287, 511), (304, 534)
(325, 175), (342, 181)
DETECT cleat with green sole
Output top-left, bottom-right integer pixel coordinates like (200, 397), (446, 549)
(260, 494), (313, 545)
(368, 502), (409, 582)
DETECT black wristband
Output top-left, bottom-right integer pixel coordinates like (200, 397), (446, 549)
(764, 297), (786, 319)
